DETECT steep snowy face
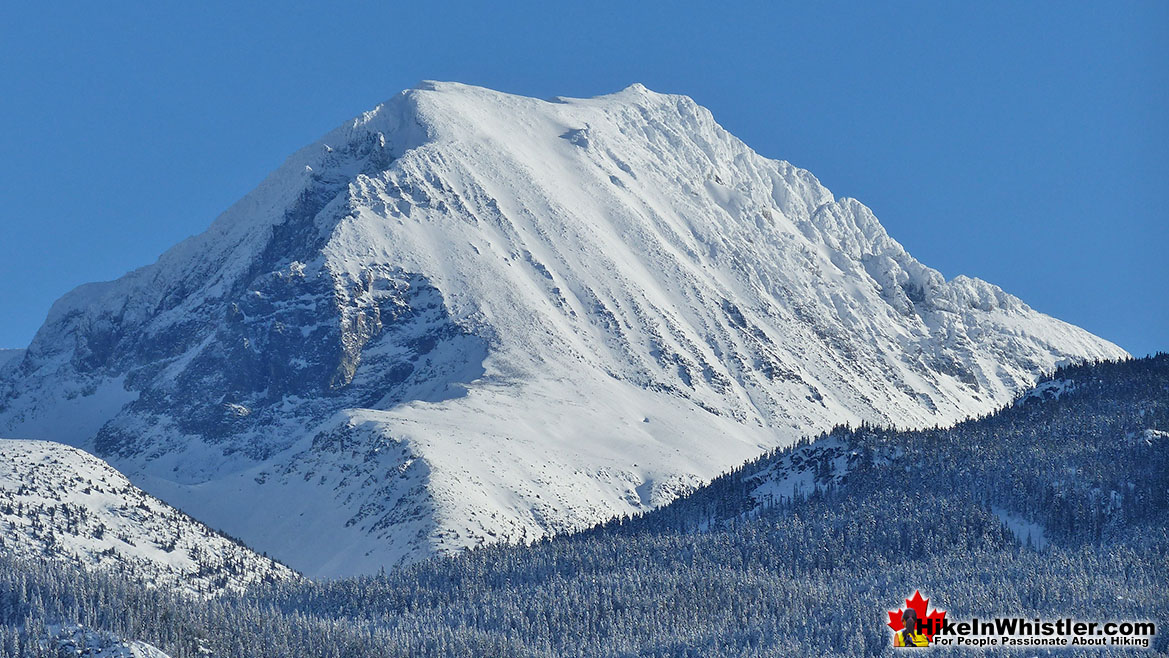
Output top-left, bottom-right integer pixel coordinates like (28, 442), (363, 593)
(0, 439), (296, 595)
(0, 82), (1127, 576)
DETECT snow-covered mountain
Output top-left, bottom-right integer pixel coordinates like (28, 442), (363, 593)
(0, 82), (1126, 576)
(0, 439), (296, 595)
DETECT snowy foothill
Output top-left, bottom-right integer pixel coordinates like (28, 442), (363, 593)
(0, 439), (297, 597)
(46, 626), (173, 658)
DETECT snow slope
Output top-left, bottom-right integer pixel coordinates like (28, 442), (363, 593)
(0, 82), (1127, 576)
(48, 626), (173, 658)
(0, 439), (296, 595)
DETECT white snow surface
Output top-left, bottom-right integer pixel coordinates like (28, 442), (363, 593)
(992, 506), (1050, 550)
(0, 82), (1127, 577)
(48, 626), (173, 658)
(0, 439), (296, 596)
(1014, 378), (1077, 406)
(744, 436), (863, 509)
(1141, 428), (1168, 445)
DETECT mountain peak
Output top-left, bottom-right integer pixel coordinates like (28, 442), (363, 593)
(0, 82), (1126, 576)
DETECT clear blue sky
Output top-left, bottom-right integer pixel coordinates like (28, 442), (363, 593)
(1, 1), (1165, 356)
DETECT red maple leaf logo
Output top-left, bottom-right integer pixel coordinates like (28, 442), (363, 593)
(887, 590), (947, 641)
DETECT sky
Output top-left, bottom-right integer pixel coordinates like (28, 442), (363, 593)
(0, 1), (1165, 356)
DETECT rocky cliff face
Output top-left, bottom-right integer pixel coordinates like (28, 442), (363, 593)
(0, 82), (1127, 576)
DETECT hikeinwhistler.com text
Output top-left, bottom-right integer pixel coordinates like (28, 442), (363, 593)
(923, 617), (1156, 649)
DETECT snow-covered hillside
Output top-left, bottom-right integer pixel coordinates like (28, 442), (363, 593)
(0, 82), (1126, 576)
(47, 626), (172, 658)
(0, 439), (296, 595)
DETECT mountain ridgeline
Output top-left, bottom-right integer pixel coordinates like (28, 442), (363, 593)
(0, 356), (1164, 657)
(0, 82), (1127, 575)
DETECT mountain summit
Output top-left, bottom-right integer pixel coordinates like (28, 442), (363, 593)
(0, 82), (1126, 576)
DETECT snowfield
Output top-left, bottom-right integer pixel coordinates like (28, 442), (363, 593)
(0, 82), (1127, 576)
